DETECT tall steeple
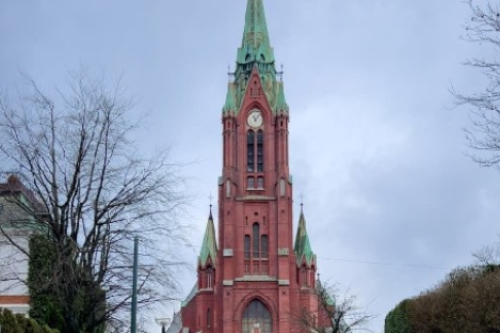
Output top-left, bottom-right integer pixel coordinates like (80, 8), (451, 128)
(224, 0), (288, 115)
(237, 0), (275, 65)
(177, 2), (322, 332)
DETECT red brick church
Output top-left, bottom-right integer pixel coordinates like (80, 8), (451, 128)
(177, 1), (323, 332)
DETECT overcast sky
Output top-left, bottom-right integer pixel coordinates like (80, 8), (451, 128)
(2, 0), (500, 332)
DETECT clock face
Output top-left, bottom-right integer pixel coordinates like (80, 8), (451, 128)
(247, 109), (263, 128)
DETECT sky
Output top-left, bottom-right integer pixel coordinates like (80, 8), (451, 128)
(1, 0), (500, 332)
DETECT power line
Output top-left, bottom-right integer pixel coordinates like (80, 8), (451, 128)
(216, 247), (455, 271)
(317, 256), (453, 271)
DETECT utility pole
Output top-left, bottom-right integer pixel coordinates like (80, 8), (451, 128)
(131, 236), (139, 333)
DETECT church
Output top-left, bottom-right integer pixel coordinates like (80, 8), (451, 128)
(175, 1), (324, 332)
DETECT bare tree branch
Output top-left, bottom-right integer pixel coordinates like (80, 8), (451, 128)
(292, 280), (374, 333)
(0, 70), (189, 333)
(453, 0), (500, 170)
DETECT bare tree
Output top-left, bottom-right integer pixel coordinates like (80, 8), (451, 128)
(453, 1), (500, 170)
(0, 71), (188, 333)
(294, 280), (374, 333)
(402, 265), (500, 333)
(473, 237), (500, 266)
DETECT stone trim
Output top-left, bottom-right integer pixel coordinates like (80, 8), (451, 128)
(235, 275), (276, 282)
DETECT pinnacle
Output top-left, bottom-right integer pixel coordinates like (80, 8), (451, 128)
(237, 0), (275, 65)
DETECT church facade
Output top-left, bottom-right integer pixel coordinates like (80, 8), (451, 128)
(178, 1), (321, 333)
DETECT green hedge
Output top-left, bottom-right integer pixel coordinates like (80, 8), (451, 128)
(28, 234), (107, 333)
(385, 299), (413, 333)
(0, 308), (59, 333)
(28, 235), (65, 331)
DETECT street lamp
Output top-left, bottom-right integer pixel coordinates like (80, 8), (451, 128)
(155, 317), (171, 333)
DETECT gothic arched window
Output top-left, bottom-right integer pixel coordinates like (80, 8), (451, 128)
(261, 235), (269, 258)
(253, 223), (260, 258)
(207, 266), (213, 289)
(257, 176), (264, 189)
(257, 130), (264, 172)
(247, 131), (255, 172)
(301, 266), (307, 287)
(242, 300), (272, 333)
(226, 179), (231, 197)
(247, 177), (255, 189)
(280, 178), (286, 197)
(244, 235), (251, 259)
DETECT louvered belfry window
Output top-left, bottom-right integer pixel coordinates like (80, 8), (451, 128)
(247, 130), (255, 172)
(247, 130), (264, 174)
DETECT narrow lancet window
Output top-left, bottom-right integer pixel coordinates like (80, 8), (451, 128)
(253, 223), (260, 258)
(207, 266), (213, 289)
(244, 235), (251, 259)
(280, 178), (286, 197)
(257, 130), (264, 172)
(247, 177), (255, 189)
(247, 130), (255, 172)
(261, 235), (269, 258)
(257, 176), (264, 189)
(226, 179), (231, 197)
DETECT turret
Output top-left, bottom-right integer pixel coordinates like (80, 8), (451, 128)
(198, 208), (217, 290)
(294, 206), (317, 288)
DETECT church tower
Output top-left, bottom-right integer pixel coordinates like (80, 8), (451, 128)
(178, 1), (319, 333)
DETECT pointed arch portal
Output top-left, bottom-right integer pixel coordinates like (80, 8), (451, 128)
(242, 299), (272, 333)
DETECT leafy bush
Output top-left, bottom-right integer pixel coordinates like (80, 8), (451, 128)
(0, 308), (22, 333)
(0, 308), (58, 333)
(385, 299), (412, 333)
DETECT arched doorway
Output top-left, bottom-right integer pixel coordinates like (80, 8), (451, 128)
(242, 299), (272, 333)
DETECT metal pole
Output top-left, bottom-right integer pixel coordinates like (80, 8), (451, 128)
(131, 236), (139, 333)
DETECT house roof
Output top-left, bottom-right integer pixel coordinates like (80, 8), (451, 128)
(0, 175), (46, 214)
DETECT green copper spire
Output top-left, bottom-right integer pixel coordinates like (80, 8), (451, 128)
(294, 208), (316, 267)
(198, 208), (218, 267)
(223, 82), (237, 114)
(237, 0), (275, 65)
(275, 81), (289, 113)
(223, 0), (289, 115)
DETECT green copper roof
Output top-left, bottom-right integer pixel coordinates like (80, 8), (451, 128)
(275, 81), (289, 113)
(223, 82), (237, 114)
(223, 0), (289, 116)
(198, 210), (218, 267)
(294, 209), (316, 267)
(237, 0), (274, 65)
(181, 283), (198, 307)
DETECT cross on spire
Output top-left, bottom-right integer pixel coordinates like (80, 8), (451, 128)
(299, 193), (305, 212)
(208, 192), (214, 219)
(209, 192), (214, 207)
(277, 64), (284, 81)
